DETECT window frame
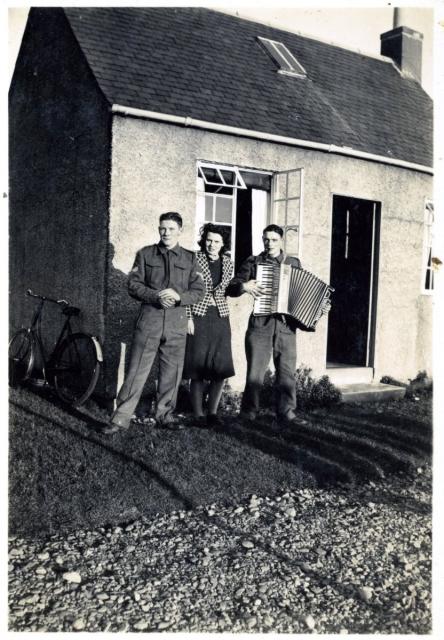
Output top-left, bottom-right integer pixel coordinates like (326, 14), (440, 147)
(421, 198), (434, 295)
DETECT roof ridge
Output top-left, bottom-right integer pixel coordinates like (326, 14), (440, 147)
(206, 7), (396, 65)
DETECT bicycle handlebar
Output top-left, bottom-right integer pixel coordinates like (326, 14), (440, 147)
(26, 289), (69, 306)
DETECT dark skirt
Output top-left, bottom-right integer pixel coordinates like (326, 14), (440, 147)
(183, 306), (235, 381)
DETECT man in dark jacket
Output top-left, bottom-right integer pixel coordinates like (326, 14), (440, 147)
(103, 212), (205, 434)
(227, 224), (302, 427)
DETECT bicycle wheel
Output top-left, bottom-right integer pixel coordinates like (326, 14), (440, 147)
(53, 333), (101, 406)
(8, 329), (35, 387)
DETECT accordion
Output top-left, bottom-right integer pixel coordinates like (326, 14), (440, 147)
(253, 263), (334, 331)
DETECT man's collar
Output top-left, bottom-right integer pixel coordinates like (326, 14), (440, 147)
(158, 242), (180, 255)
(260, 250), (284, 263)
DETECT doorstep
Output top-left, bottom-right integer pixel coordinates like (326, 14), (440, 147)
(326, 366), (373, 386)
(338, 382), (406, 404)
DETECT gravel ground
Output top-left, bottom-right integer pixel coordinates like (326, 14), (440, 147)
(8, 463), (431, 633)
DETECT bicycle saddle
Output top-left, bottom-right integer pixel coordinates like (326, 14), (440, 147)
(62, 305), (81, 316)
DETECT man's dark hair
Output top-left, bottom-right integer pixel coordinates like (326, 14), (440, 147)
(263, 224), (284, 237)
(159, 211), (183, 228)
(198, 223), (231, 255)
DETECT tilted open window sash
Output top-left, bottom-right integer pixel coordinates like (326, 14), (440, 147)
(257, 37), (307, 78)
(271, 168), (304, 257)
(198, 162), (247, 189)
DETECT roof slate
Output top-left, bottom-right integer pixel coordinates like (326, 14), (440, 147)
(62, 7), (432, 167)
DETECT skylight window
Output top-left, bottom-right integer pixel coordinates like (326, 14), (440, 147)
(257, 37), (307, 78)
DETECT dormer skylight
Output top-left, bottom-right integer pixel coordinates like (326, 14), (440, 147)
(257, 36), (307, 78)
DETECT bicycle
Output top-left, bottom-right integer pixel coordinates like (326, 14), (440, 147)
(9, 289), (103, 406)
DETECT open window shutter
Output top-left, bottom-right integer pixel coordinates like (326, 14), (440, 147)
(271, 168), (304, 257)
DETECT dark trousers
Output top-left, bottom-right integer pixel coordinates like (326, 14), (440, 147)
(111, 307), (187, 427)
(241, 315), (297, 419)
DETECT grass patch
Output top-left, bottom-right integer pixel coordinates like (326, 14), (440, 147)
(9, 385), (432, 537)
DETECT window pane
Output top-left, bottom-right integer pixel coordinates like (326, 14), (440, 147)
(214, 196), (233, 223)
(220, 169), (235, 186)
(202, 167), (223, 185)
(274, 173), (287, 200)
(205, 184), (234, 196)
(285, 227), (299, 256)
(287, 171), (301, 198)
(205, 195), (214, 221)
(286, 198), (301, 227)
(273, 42), (295, 72)
(274, 200), (287, 228)
(425, 267), (432, 290)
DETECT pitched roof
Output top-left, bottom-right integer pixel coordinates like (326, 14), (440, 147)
(62, 7), (432, 167)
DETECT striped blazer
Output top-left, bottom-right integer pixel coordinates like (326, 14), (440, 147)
(186, 252), (234, 318)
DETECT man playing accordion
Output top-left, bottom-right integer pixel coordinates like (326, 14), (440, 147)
(227, 224), (306, 428)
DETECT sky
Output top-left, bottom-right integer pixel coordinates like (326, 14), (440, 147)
(7, 2), (436, 97)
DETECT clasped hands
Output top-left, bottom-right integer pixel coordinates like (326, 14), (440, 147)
(242, 279), (265, 299)
(157, 288), (180, 309)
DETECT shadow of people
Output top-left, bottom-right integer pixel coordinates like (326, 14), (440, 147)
(101, 242), (158, 414)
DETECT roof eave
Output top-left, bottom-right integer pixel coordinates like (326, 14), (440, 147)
(111, 104), (433, 175)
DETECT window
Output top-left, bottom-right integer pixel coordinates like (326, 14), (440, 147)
(271, 169), (304, 257)
(422, 199), (434, 293)
(257, 37), (307, 78)
(196, 162), (271, 270)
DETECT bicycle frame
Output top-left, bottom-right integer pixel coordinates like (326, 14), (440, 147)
(26, 294), (76, 383)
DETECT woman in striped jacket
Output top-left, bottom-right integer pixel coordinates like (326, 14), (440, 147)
(183, 223), (235, 427)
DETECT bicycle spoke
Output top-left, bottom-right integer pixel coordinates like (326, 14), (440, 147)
(53, 334), (100, 405)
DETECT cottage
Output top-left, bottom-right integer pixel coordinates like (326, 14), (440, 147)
(9, 7), (433, 401)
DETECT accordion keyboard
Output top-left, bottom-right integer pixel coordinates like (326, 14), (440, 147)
(253, 263), (278, 315)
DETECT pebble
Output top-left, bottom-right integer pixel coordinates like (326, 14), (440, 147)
(358, 586), (373, 603)
(133, 620), (149, 631)
(304, 614), (316, 630)
(72, 618), (85, 631)
(242, 540), (255, 549)
(246, 616), (257, 628)
(62, 572), (81, 584)
(158, 621), (173, 629)
(37, 552), (50, 561)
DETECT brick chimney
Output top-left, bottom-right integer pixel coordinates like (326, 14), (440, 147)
(380, 10), (423, 82)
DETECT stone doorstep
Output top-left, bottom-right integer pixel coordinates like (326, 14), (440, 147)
(326, 366), (373, 386)
(339, 382), (406, 404)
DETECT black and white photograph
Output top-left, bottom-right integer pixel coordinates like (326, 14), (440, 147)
(4, 0), (442, 635)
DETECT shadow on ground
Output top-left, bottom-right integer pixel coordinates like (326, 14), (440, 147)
(9, 385), (432, 537)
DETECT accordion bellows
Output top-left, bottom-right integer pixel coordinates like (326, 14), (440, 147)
(253, 263), (334, 331)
